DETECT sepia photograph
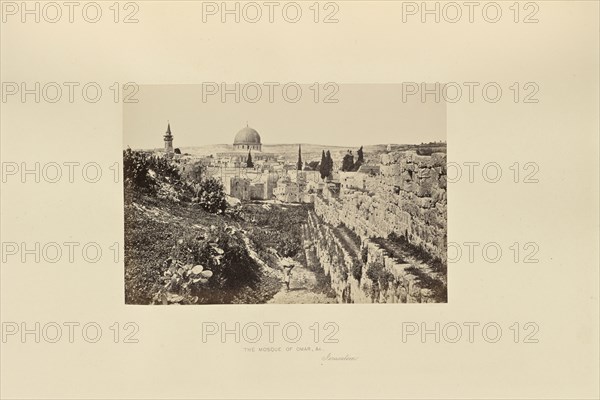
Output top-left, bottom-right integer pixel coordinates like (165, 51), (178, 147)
(123, 84), (447, 304)
(2, 1), (598, 398)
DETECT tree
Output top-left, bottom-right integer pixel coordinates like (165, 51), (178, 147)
(296, 145), (302, 170)
(353, 146), (364, 171)
(319, 150), (327, 180)
(341, 150), (354, 171)
(320, 150), (334, 180)
(174, 148), (181, 155)
(246, 151), (254, 168)
(307, 161), (320, 171)
(325, 150), (333, 179)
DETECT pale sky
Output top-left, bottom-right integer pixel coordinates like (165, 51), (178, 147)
(123, 84), (446, 149)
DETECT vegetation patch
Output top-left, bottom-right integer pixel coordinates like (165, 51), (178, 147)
(387, 232), (447, 276)
(240, 203), (310, 261)
(370, 237), (409, 264)
(350, 262), (363, 282)
(124, 196), (279, 304)
(123, 150), (280, 304)
(364, 262), (395, 301)
(405, 266), (447, 303)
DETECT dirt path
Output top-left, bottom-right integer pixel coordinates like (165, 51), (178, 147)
(267, 263), (336, 304)
(238, 224), (336, 304)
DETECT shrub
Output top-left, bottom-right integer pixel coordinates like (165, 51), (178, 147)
(209, 229), (259, 291)
(405, 266), (447, 303)
(149, 154), (181, 182)
(158, 226), (261, 304)
(151, 259), (213, 305)
(387, 232), (447, 275)
(365, 261), (395, 301)
(123, 149), (182, 193)
(350, 262), (362, 282)
(123, 149), (156, 193)
(193, 177), (227, 214)
(243, 203), (308, 259)
(182, 161), (206, 183)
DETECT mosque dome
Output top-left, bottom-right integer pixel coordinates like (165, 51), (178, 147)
(233, 125), (262, 151)
(234, 126), (261, 145)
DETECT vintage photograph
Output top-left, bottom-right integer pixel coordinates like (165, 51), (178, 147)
(123, 84), (447, 304)
(3, 0), (599, 398)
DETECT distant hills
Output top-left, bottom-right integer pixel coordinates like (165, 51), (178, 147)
(137, 142), (446, 163)
(181, 143), (387, 161)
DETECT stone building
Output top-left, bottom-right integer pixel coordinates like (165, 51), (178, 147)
(306, 180), (325, 195)
(224, 176), (251, 200)
(274, 176), (299, 203)
(263, 172), (279, 199)
(357, 164), (380, 176)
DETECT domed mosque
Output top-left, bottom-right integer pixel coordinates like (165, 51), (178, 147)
(234, 125), (262, 152)
(216, 124), (276, 167)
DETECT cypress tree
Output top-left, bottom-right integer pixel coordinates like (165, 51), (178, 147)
(246, 151), (254, 168)
(342, 150), (354, 172)
(297, 145), (303, 170)
(319, 150), (327, 180)
(353, 146), (364, 171)
(325, 150), (333, 179)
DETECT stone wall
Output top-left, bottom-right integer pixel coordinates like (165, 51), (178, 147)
(317, 150), (446, 260)
(225, 177), (251, 200)
(303, 210), (443, 303)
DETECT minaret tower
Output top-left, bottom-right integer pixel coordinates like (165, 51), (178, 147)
(164, 122), (174, 157)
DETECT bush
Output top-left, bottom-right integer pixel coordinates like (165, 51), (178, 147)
(123, 149), (156, 192)
(405, 266), (447, 303)
(208, 227), (259, 291)
(153, 226), (261, 304)
(193, 177), (227, 214)
(182, 161), (206, 183)
(243, 204), (308, 259)
(365, 261), (395, 301)
(387, 232), (446, 275)
(123, 149), (182, 193)
(123, 150), (227, 213)
(149, 154), (181, 182)
(151, 259), (214, 305)
(350, 262), (362, 282)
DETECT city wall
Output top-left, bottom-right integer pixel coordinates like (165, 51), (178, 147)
(303, 210), (440, 303)
(302, 150), (447, 303)
(320, 150), (447, 260)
